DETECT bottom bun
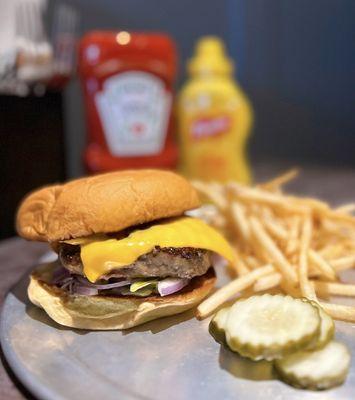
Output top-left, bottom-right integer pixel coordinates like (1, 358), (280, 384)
(28, 262), (216, 330)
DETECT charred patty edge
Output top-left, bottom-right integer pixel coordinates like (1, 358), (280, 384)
(58, 243), (213, 281)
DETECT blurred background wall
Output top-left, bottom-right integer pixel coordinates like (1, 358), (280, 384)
(65, 0), (355, 177)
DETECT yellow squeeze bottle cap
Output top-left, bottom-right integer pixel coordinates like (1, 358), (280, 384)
(188, 36), (233, 76)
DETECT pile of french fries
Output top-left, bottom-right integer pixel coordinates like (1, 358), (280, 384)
(192, 169), (355, 322)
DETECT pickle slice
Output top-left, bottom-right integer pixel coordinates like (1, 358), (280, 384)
(275, 341), (351, 390)
(209, 307), (230, 345)
(304, 300), (334, 350)
(225, 294), (321, 361)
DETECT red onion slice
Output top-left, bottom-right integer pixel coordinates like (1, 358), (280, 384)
(60, 279), (74, 290)
(157, 278), (189, 297)
(211, 253), (228, 269)
(74, 285), (99, 296)
(76, 276), (131, 290)
(52, 266), (71, 284)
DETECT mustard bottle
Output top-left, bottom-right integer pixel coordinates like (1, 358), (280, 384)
(178, 37), (253, 183)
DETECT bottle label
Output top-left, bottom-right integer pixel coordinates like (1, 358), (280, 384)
(190, 116), (231, 140)
(95, 71), (171, 156)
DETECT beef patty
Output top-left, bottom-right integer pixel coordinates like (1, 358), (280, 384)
(58, 243), (212, 280)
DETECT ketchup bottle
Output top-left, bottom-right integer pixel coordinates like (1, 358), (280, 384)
(78, 31), (178, 172)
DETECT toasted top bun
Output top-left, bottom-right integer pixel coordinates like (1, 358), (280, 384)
(16, 169), (200, 242)
(28, 263), (215, 330)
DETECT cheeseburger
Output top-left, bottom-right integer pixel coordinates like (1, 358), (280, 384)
(17, 169), (233, 330)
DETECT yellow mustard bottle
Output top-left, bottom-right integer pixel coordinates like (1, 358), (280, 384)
(178, 36), (253, 183)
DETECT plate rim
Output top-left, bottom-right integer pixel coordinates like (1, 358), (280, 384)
(1, 291), (65, 400)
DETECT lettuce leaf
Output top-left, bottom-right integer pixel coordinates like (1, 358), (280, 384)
(130, 280), (158, 293)
(121, 287), (154, 297)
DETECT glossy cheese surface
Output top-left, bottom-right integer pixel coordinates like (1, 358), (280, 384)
(64, 217), (234, 282)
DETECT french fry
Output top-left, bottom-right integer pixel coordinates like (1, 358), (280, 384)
(228, 184), (309, 215)
(280, 280), (302, 298)
(213, 214), (227, 230)
(298, 217), (317, 300)
(324, 210), (355, 226)
(244, 255), (261, 270)
(191, 181), (227, 211)
(336, 203), (355, 214)
(249, 217), (298, 284)
(259, 168), (299, 191)
(329, 255), (355, 272)
(285, 240), (299, 257)
(231, 249), (250, 276)
(262, 217), (289, 241)
(230, 202), (250, 241)
(196, 265), (274, 319)
(308, 249), (336, 281)
(319, 302), (355, 323)
(285, 216), (301, 255)
(321, 219), (355, 240)
(321, 219), (339, 234)
(313, 281), (355, 297)
(253, 272), (281, 292)
(260, 206), (274, 219)
(318, 244), (345, 259)
(308, 264), (322, 278)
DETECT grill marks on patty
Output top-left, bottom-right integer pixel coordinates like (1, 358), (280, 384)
(58, 243), (212, 280)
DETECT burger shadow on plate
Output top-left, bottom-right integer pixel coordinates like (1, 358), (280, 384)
(25, 304), (89, 335)
(10, 269), (89, 335)
(219, 344), (276, 381)
(122, 308), (195, 335)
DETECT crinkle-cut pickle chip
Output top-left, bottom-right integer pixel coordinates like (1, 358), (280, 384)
(209, 307), (230, 345)
(303, 299), (334, 350)
(225, 294), (321, 361)
(275, 341), (351, 390)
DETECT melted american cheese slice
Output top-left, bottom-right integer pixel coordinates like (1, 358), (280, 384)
(64, 217), (234, 283)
